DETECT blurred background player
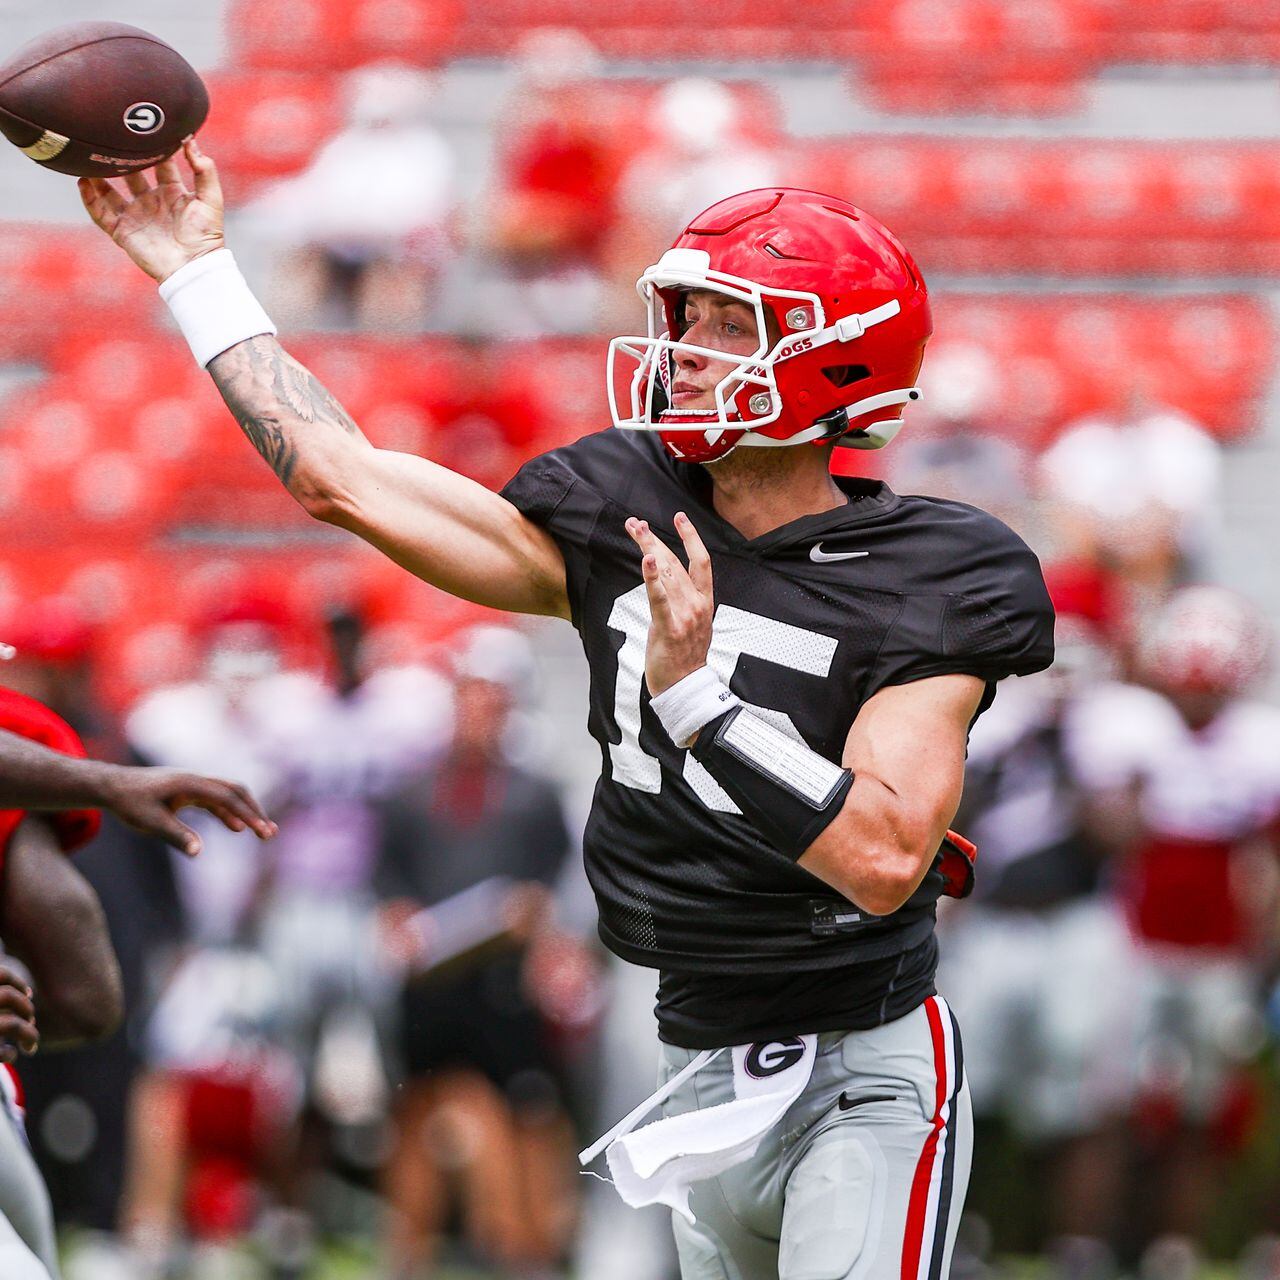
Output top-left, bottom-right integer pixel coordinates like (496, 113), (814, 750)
(473, 29), (618, 338)
(121, 602), (447, 1277)
(243, 63), (457, 330)
(1037, 398), (1223, 615)
(374, 625), (593, 1279)
(1076, 587), (1280, 1278)
(0, 673), (276, 1280)
(940, 578), (1138, 1279)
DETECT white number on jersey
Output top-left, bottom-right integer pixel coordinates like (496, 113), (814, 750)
(606, 585), (839, 812)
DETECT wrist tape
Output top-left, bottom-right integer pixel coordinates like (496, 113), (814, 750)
(649, 666), (741, 749)
(690, 705), (853, 860)
(158, 248), (277, 368)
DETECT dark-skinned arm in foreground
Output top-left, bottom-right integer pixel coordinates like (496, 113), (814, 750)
(0, 729), (275, 857)
(1, 817), (124, 1051)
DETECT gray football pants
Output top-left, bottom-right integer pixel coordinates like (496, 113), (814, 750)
(658, 996), (971, 1280)
(0, 1104), (58, 1278)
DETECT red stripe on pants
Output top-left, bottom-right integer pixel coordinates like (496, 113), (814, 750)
(901, 997), (949, 1280)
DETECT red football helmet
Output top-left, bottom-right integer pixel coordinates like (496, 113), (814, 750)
(607, 188), (932, 464)
(1141, 585), (1271, 698)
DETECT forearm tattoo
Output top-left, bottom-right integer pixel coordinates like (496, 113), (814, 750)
(208, 336), (362, 489)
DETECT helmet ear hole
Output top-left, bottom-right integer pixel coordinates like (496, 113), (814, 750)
(821, 365), (870, 389)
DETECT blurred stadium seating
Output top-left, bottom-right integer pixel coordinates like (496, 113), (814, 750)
(803, 139), (1280, 276)
(198, 71), (343, 196)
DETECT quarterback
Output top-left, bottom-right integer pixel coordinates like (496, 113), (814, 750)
(81, 142), (1053, 1279)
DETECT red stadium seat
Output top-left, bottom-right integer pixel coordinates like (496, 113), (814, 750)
(853, 0), (1097, 116)
(199, 72), (342, 196)
(1091, 0), (1280, 64)
(925, 293), (1273, 446)
(798, 138), (1280, 278)
(0, 225), (160, 361)
(47, 334), (207, 403)
(224, 0), (1280, 68)
(452, 0), (868, 58)
(225, 0), (460, 71)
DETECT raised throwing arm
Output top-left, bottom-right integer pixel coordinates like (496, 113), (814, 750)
(79, 140), (569, 619)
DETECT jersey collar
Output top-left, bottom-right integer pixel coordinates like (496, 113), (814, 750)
(660, 447), (901, 557)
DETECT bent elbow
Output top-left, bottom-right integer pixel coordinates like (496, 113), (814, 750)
(853, 879), (915, 919)
(73, 983), (124, 1043)
(844, 840), (933, 918)
(43, 963), (124, 1044)
(294, 476), (347, 524)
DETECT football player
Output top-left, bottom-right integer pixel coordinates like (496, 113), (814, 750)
(1070, 587), (1280, 1269)
(81, 144), (1054, 1279)
(0, 681), (276, 1279)
(941, 596), (1136, 1274)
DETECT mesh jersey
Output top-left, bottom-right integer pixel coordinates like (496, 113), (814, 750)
(0, 687), (101, 879)
(501, 430), (1054, 977)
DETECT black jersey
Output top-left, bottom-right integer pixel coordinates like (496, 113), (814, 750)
(501, 430), (1054, 1030)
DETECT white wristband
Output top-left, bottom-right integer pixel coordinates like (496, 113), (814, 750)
(158, 248), (277, 368)
(649, 666), (740, 749)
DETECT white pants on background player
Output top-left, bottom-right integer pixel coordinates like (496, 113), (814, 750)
(0, 1078), (58, 1280)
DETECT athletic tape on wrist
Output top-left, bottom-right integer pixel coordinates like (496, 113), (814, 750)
(690, 705), (853, 859)
(649, 666), (740, 748)
(158, 248), (277, 369)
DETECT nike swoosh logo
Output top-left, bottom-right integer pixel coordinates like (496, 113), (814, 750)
(810, 544), (870, 563)
(837, 1091), (898, 1111)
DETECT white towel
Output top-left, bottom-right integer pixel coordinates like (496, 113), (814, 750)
(580, 1036), (817, 1222)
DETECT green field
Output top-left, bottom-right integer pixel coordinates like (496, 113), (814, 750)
(63, 1235), (1252, 1278)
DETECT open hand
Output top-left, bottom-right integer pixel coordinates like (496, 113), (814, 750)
(100, 766), (276, 857)
(0, 965), (37, 1063)
(625, 511), (714, 697)
(78, 136), (225, 283)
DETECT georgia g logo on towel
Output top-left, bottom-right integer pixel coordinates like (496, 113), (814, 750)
(581, 1034), (817, 1220)
(744, 1038), (806, 1079)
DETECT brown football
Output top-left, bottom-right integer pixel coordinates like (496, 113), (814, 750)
(0, 22), (208, 178)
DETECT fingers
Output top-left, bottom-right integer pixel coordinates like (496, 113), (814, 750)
(0, 972), (34, 1023)
(625, 517), (684, 576)
(225, 781), (275, 836)
(77, 177), (126, 232)
(185, 136), (224, 211)
(674, 511), (713, 596)
(626, 518), (681, 617)
(140, 806), (203, 858)
(154, 153), (189, 191)
(639, 549), (672, 621)
(178, 778), (277, 840)
(0, 974), (38, 1059)
(123, 170), (153, 196)
(0, 1016), (38, 1062)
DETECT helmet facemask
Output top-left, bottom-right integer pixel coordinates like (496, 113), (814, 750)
(607, 247), (917, 464)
